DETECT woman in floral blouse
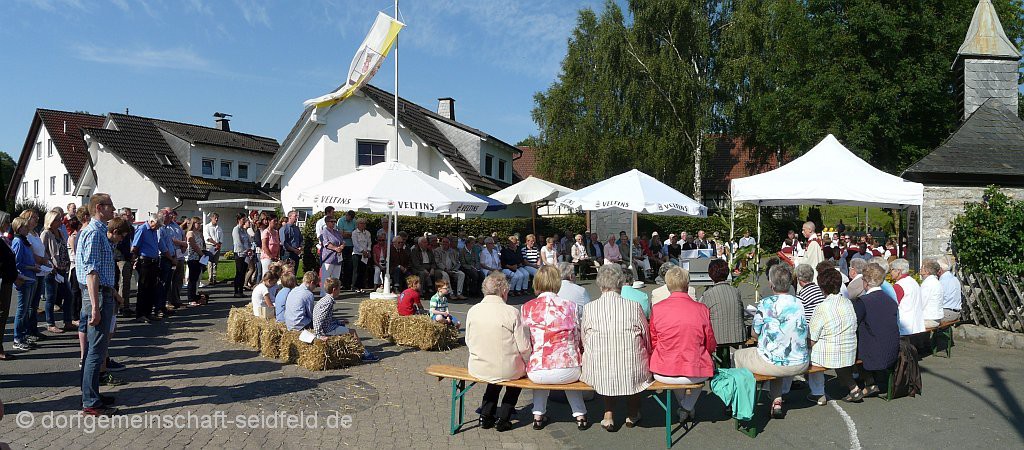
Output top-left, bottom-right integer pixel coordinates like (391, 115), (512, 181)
(521, 265), (587, 430)
(732, 263), (809, 419)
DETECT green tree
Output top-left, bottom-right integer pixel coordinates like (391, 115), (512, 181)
(0, 152), (16, 211)
(951, 186), (1024, 276)
(720, 0), (1024, 172)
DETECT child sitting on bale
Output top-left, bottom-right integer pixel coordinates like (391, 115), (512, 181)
(313, 278), (380, 362)
(429, 279), (461, 327)
(398, 275), (424, 316)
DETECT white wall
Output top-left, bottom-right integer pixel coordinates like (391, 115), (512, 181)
(88, 142), (163, 220)
(16, 123), (85, 209)
(279, 94), (457, 211)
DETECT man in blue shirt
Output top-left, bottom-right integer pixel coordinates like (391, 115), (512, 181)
(284, 271), (318, 330)
(78, 193), (118, 416)
(131, 214), (162, 322)
(338, 210), (356, 289)
(279, 210), (303, 269)
(937, 257), (962, 321)
(163, 209), (187, 310)
(156, 210), (178, 318)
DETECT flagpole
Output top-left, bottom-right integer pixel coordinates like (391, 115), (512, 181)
(382, 0), (399, 296)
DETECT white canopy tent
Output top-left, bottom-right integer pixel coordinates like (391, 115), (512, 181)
(297, 161), (488, 297)
(728, 134), (925, 267)
(555, 169), (707, 270)
(491, 176), (576, 234)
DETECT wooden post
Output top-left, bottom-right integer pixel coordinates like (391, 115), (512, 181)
(531, 202), (537, 236)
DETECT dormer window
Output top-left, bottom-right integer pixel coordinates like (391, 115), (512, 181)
(157, 154), (173, 166)
(201, 158), (214, 176)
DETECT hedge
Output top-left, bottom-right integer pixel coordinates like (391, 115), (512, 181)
(951, 186), (1024, 276)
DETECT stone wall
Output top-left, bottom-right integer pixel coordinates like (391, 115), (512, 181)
(921, 185), (1024, 258)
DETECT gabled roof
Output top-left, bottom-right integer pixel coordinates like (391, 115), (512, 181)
(513, 146), (537, 180)
(5, 109), (105, 201)
(153, 119), (279, 154)
(702, 137), (779, 192)
(85, 113), (280, 200)
(955, 0), (1021, 64)
(360, 84), (503, 191)
(902, 99), (1024, 186)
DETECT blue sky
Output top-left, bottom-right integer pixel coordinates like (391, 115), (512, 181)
(0, 0), (605, 157)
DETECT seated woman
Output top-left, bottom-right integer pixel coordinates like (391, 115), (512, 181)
(466, 272), (532, 432)
(521, 266), (587, 430)
(619, 266), (651, 319)
(852, 263), (900, 398)
(807, 268), (860, 405)
(650, 267), (716, 423)
(581, 264), (653, 431)
(698, 259), (746, 365)
(733, 263), (809, 418)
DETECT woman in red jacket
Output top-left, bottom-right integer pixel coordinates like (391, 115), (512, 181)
(649, 267), (717, 423)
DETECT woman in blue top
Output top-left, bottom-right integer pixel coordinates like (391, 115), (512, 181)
(11, 217), (40, 351)
(732, 263), (809, 418)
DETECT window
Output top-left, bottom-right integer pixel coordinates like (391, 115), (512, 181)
(20, 182), (27, 200)
(47, 139), (54, 157)
(357, 141), (387, 166)
(201, 159), (214, 176)
(498, 159), (507, 181)
(63, 174), (71, 194)
(49, 176), (56, 195)
(33, 180), (39, 197)
(35, 142), (41, 160)
(238, 163), (249, 180)
(484, 154), (493, 176)
(220, 160), (232, 177)
(156, 154), (173, 166)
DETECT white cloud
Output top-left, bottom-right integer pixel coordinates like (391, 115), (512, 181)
(109, 0), (129, 12)
(186, 0), (213, 16)
(72, 43), (218, 73)
(17, 0), (86, 12)
(234, 0), (271, 28)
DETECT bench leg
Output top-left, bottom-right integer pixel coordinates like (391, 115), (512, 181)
(734, 382), (762, 438)
(649, 389), (674, 448)
(884, 369), (895, 402)
(449, 380), (476, 435)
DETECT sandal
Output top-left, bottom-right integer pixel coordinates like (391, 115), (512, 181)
(770, 399), (785, 419)
(600, 418), (615, 432)
(862, 385), (881, 398)
(842, 389), (864, 403)
(47, 326), (65, 334)
(624, 413), (641, 428)
(532, 415), (548, 430)
(576, 416), (589, 430)
(0, 353), (15, 361)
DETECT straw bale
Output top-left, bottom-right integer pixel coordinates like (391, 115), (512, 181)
(388, 315), (461, 351)
(260, 320), (286, 359)
(227, 307), (255, 344)
(296, 333), (365, 371)
(355, 299), (398, 339)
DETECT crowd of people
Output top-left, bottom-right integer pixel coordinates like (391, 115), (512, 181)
(459, 220), (963, 431)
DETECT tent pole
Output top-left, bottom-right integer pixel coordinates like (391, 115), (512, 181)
(756, 204), (761, 275)
(729, 199), (735, 269)
(629, 211), (635, 273)
(532, 202), (537, 236)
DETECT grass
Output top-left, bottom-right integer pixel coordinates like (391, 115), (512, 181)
(214, 257), (309, 284)
(798, 205), (896, 234)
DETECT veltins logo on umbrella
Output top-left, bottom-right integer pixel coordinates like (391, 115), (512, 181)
(387, 200), (396, 209)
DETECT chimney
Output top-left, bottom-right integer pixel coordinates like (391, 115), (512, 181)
(437, 98), (455, 121)
(213, 112), (232, 131)
(954, 0), (1021, 121)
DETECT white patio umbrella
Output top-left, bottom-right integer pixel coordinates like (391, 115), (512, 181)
(297, 160), (488, 296)
(490, 176), (575, 234)
(555, 169), (707, 269)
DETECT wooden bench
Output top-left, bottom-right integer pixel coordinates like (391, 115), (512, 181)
(926, 320), (959, 358)
(426, 364), (702, 448)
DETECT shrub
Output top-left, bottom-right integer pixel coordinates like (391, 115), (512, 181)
(951, 186), (1024, 276)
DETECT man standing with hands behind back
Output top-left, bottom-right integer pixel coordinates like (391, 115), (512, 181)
(79, 193), (118, 416)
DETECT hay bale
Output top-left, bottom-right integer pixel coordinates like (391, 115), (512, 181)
(296, 333), (365, 371)
(355, 299), (398, 339)
(278, 330), (303, 364)
(388, 315), (461, 351)
(260, 321), (286, 359)
(227, 307), (254, 344)
(245, 316), (264, 349)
